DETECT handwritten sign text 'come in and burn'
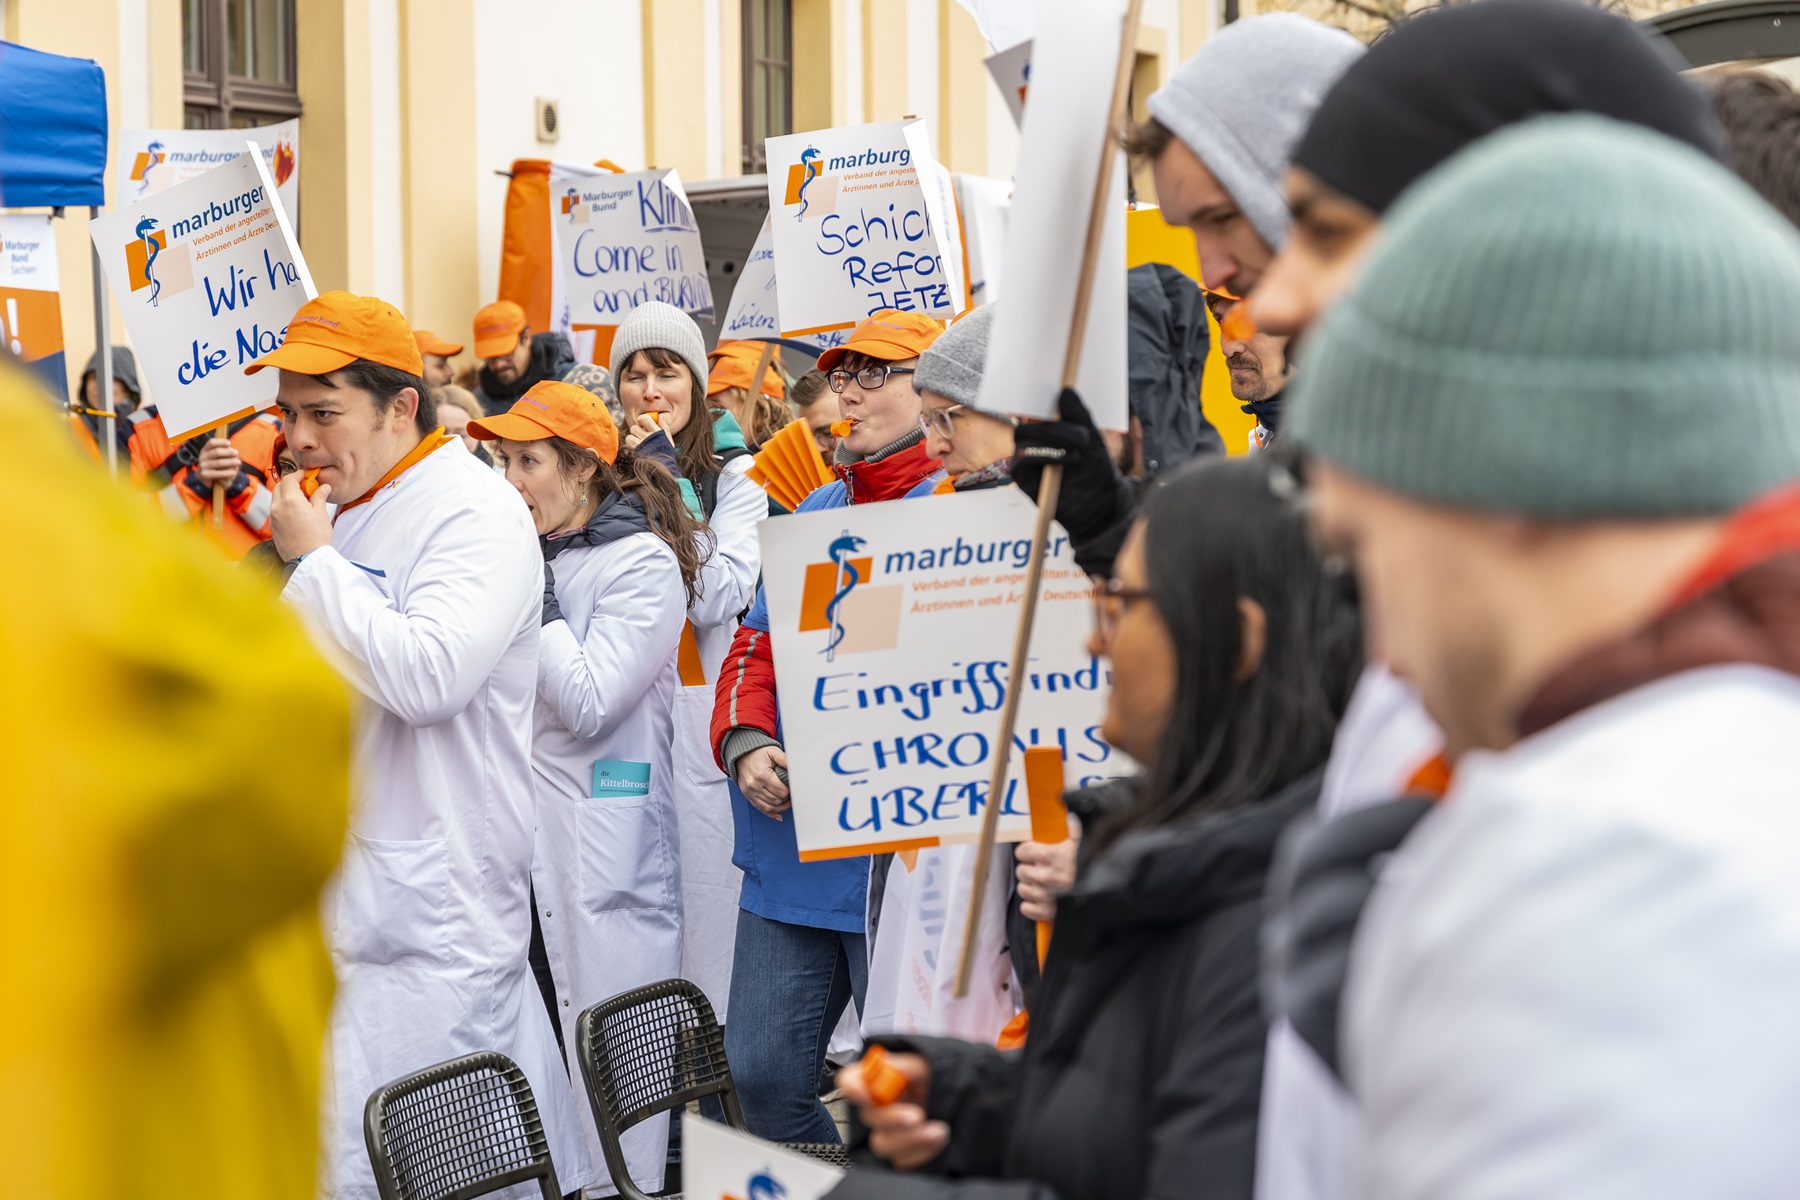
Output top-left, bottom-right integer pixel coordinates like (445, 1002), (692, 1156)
(554, 167), (713, 323)
(759, 488), (1129, 859)
(763, 119), (966, 338)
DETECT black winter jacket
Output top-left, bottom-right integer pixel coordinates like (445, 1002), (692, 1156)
(474, 331), (578, 414)
(830, 772), (1321, 1200)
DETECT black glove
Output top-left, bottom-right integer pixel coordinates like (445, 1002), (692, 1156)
(542, 561), (564, 627)
(1012, 387), (1139, 577)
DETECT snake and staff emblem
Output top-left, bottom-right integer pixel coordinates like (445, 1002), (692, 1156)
(795, 146), (823, 219)
(136, 141), (164, 197)
(135, 217), (164, 306)
(822, 532), (867, 662)
(747, 1172), (787, 1200)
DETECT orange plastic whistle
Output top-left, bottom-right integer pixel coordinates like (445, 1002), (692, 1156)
(830, 417), (857, 438)
(859, 1044), (909, 1107)
(300, 468), (322, 499)
(1220, 302), (1257, 343)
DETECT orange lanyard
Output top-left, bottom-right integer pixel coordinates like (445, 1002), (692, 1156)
(332, 428), (453, 521)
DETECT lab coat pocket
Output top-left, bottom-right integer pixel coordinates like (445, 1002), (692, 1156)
(676, 685), (728, 788)
(577, 795), (676, 914)
(333, 834), (454, 967)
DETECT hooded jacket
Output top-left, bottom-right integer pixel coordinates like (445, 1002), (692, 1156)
(474, 331), (578, 414)
(831, 772), (1322, 1200)
(1344, 482), (1800, 1200)
(1128, 264), (1224, 474)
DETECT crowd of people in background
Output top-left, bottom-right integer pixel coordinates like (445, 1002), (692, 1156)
(17, 2), (1800, 1198)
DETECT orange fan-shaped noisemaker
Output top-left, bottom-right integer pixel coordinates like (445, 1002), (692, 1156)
(748, 417), (835, 511)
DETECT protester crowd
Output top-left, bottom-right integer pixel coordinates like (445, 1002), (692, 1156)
(15, 1), (1800, 1197)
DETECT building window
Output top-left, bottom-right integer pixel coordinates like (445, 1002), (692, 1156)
(183, 0), (301, 129)
(742, 0), (792, 173)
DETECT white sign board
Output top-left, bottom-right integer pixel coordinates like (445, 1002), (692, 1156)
(685, 1118), (843, 1200)
(760, 488), (1128, 860)
(718, 215), (850, 354)
(764, 119), (966, 337)
(90, 148), (316, 441)
(553, 167), (712, 324)
(986, 39), (1033, 128)
(0, 212), (69, 401)
(978, 0), (1128, 431)
(117, 119), (300, 233)
(952, 175), (1012, 308)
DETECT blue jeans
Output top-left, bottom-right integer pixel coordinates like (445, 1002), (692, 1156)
(725, 908), (867, 1143)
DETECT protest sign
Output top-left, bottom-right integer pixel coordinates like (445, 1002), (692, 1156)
(718, 215), (850, 355)
(977, 0), (1128, 430)
(953, 174), (1012, 308)
(117, 119), (300, 231)
(553, 167), (712, 324)
(89, 147), (316, 441)
(758, 487), (1128, 860)
(685, 1118), (842, 1200)
(0, 213), (69, 401)
(763, 119), (966, 337)
(986, 39), (1032, 128)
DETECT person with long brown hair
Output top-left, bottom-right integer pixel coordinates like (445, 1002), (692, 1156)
(609, 302), (769, 1032)
(469, 379), (711, 1194)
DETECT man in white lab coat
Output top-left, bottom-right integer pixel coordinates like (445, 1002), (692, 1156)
(258, 292), (590, 1198)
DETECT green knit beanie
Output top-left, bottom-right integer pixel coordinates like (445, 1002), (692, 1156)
(1289, 114), (1800, 517)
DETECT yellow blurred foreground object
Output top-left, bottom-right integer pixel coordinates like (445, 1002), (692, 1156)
(0, 364), (351, 1199)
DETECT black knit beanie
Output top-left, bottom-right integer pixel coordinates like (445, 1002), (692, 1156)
(1293, 0), (1721, 215)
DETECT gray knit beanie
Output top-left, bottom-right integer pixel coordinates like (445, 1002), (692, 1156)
(608, 301), (709, 391)
(1146, 14), (1362, 251)
(1289, 114), (1800, 518)
(914, 305), (995, 409)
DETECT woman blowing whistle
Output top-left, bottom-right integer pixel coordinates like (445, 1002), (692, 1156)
(828, 457), (1363, 1200)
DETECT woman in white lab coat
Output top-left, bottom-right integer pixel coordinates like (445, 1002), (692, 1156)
(610, 302), (768, 1023)
(470, 379), (710, 1195)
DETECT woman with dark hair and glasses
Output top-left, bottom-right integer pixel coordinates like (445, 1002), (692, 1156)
(831, 454), (1363, 1200)
(710, 309), (948, 1143)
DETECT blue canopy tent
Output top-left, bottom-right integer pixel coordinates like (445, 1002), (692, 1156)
(0, 40), (113, 467)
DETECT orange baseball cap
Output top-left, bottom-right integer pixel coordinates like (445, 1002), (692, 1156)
(707, 340), (787, 399)
(414, 329), (464, 357)
(246, 290), (425, 377)
(816, 310), (945, 372)
(473, 300), (528, 358)
(467, 380), (619, 464)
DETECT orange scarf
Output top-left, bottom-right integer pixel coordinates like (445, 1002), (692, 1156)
(332, 428), (454, 521)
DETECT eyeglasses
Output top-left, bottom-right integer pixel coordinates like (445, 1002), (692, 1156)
(919, 405), (1018, 441)
(827, 364), (915, 393)
(1090, 577), (1153, 642)
(919, 405), (965, 440)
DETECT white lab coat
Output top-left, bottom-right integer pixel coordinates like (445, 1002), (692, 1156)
(862, 844), (1020, 1042)
(1256, 665), (1442, 1200)
(533, 526), (687, 1196)
(1347, 666), (1800, 1200)
(281, 441), (590, 1199)
(673, 456), (765, 1020)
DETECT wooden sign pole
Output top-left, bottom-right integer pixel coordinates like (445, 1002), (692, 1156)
(212, 422), (228, 529)
(953, 0), (1145, 997)
(750, 340), (779, 402)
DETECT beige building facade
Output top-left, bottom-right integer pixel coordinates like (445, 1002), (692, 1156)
(3, 0), (1216, 395)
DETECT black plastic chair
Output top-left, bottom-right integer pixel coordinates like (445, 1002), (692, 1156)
(576, 979), (848, 1200)
(364, 1051), (562, 1200)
